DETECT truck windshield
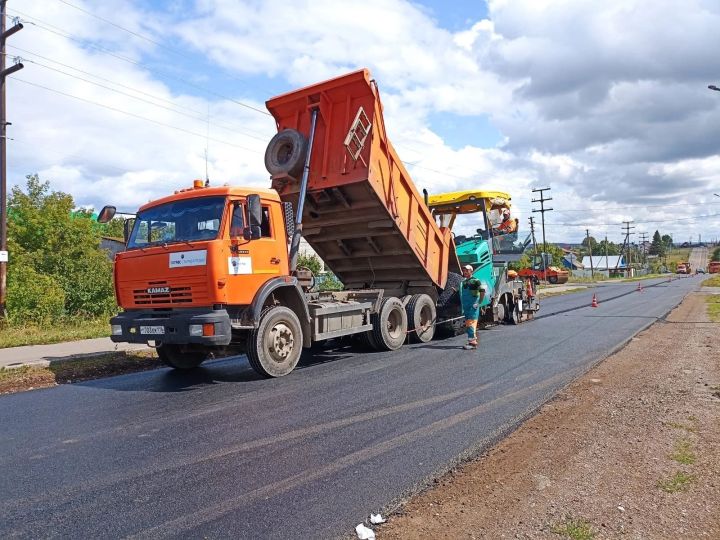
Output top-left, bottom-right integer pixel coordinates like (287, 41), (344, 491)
(127, 196), (226, 249)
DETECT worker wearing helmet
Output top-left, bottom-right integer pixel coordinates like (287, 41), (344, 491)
(461, 264), (485, 350)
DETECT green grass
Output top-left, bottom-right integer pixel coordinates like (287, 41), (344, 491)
(706, 295), (720, 322)
(665, 421), (697, 433)
(702, 275), (720, 287)
(550, 518), (595, 540)
(669, 439), (696, 465)
(537, 287), (588, 298)
(0, 317), (110, 348)
(657, 471), (695, 493)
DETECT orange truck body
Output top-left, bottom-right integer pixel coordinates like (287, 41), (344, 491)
(107, 69), (470, 377)
(709, 261), (720, 274)
(676, 262), (690, 274)
(266, 69), (459, 295)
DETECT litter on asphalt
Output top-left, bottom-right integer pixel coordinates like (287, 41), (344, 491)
(370, 513), (386, 524)
(355, 523), (376, 539)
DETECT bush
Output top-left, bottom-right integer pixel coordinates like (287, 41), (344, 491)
(7, 259), (66, 323)
(6, 174), (117, 322)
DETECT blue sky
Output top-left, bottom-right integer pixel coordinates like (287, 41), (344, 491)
(9, 0), (720, 243)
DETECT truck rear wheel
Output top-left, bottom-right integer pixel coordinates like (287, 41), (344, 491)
(157, 345), (208, 370)
(369, 297), (407, 351)
(406, 294), (436, 343)
(247, 306), (303, 378)
(264, 129), (308, 178)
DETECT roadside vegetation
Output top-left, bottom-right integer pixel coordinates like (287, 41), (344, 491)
(550, 517), (595, 540)
(0, 351), (159, 394)
(0, 318), (110, 348)
(702, 275), (720, 287)
(706, 295), (720, 322)
(0, 175), (124, 347)
(296, 253), (343, 291)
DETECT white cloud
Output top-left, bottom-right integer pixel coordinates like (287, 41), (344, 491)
(9, 0), (720, 243)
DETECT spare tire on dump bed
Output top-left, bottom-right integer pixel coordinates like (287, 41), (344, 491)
(264, 129), (308, 178)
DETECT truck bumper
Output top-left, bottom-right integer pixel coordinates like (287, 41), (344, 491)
(110, 308), (232, 347)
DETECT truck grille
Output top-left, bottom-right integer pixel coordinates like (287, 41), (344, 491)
(132, 282), (194, 306)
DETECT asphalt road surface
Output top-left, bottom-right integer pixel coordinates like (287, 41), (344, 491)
(688, 246), (708, 272)
(0, 275), (702, 539)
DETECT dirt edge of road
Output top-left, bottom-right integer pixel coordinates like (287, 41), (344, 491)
(378, 291), (720, 539)
(0, 351), (160, 394)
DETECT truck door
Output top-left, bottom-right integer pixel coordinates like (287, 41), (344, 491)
(226, 200), (285, 305)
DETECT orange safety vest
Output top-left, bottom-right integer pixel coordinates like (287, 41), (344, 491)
(496, 217), (517, 234)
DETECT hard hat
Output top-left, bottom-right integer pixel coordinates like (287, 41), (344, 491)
(507, 269), (518, 279)
(463, 264), (474, 271)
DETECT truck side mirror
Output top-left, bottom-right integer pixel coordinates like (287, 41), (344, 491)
(243, 194), (263, 241)
(247, 194), (262, 228)
(97, 205), (116, 224)
(123, 218), (135, 244)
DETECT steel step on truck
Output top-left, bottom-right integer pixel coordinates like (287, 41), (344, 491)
(100, 69), (532, 377)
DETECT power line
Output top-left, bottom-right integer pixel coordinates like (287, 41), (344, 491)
(6, 8), (271, 116)
(57, 0), (175, 54)
(6, 52), (270, 142)
(10, 77), (265, 153)
(6, 46), (272, 140)
(54, 0), (282, 97)
(531, 187), (552, 276)
(546, 212), (720, 227)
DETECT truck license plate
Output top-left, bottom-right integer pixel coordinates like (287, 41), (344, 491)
(140, 325), (165, 335)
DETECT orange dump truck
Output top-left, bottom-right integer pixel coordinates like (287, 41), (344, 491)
(102, 70), (463, 377)
(709, 261), (720, 274)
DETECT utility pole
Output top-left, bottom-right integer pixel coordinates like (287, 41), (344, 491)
(531, 187), (552, 278)
(604, 235), (610, 277)
(0, 0), (24, 320)
(616, 221), (635, 277)
(528, 216), (538, 259)
(585, 229), (594, 278)
(639, 232), (648, 265)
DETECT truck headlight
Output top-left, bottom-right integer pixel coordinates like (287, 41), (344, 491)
(111, 324), (123, 336)
(189, 324), (203, 337)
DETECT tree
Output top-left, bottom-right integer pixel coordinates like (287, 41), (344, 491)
(596, 239), (620, 256)
(581, 236), (597, 249)
(296, 253), (343, 291)
(648, 230), (665, 257)
(7, 175), (116, 321)
(661, 234), (673, 250)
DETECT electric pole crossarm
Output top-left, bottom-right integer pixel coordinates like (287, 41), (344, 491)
(531, 187), (553, 278)
(0, 62), (23, 78)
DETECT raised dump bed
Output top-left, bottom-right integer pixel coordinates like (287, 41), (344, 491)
(265, 69), (459, 299)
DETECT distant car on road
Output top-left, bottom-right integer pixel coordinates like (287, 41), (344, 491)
(696, 268), (706, 274)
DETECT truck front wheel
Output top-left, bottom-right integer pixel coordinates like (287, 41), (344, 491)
(157, 345), (209, 370)
(247, 306), (303, 378)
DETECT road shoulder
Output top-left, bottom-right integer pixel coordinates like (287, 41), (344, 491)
(379, 292), (720, 539)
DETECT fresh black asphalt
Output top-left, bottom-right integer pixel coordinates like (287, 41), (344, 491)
(0, 275), (701, 538)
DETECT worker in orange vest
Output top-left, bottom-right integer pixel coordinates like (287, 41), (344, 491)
(493, 208), (517, 235)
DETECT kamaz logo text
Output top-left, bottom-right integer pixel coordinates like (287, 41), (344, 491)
(146, 287), (170, 294)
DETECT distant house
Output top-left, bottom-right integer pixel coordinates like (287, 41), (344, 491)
(100, 237), (125, 260)
(580, 255), (628, 277)
(562, 254), (584, 270)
